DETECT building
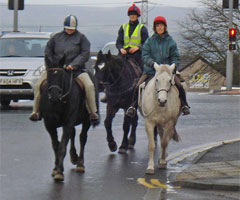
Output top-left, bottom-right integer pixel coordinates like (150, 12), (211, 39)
(179, 57), (226, 92)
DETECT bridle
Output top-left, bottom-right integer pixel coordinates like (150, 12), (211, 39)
(47, 68), (73, 102)
(155, 74), (175, 94)
(141, 74), (174, 117)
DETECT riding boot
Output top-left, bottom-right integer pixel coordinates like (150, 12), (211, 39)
(175, 76), (190, 115)
(29, 72), (47, 121)
(126, 74), (148, 117)
(77, 73), (99, 123)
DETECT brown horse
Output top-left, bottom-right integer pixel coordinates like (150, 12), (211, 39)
(95, 51), (142, 154)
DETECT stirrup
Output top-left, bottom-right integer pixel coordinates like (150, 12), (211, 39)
(182, 106), (190, 115)
(126, 106), (136, 117)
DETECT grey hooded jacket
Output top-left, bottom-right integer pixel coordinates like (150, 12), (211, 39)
(45, 30), (90, 76)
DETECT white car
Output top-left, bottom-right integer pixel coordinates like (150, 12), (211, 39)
(0, 31), (53, 106)
(101, 41), (118, 55)
(91, 41), (118, 61)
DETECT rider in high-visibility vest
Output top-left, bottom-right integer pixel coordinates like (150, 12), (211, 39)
(100, 4), (148, 103)
(116, 3), (148, 68)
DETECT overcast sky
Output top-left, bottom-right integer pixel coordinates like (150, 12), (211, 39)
(0, 0), (201, 8)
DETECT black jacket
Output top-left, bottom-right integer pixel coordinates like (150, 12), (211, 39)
(45, 30), (90, 76)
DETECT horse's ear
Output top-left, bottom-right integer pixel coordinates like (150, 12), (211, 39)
(169, 64), (176, 73)
(97, 50), (103, 59)
(153, 62), (159, 71)
(106, 50), (111, 61)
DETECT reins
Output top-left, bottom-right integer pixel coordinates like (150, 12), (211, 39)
(60, 70), (73, 101)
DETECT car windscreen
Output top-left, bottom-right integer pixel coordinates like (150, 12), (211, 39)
(102, 43), (119, 55)
(0, 38), (49, 57)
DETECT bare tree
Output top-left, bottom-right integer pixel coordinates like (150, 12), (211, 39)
(178, 0), (239, 63)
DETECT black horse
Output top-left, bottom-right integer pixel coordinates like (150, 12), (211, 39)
(39, 58), (99, 182)
(95, 50), (142, 154)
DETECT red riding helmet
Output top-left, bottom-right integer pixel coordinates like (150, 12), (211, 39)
(153, 16), (167, 27)
(128, 4), (141, 16)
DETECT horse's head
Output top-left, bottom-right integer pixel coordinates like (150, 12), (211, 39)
(47, 68), (66, 103)
(154, 63), (175, 107)
(94, 50), (107, 84)
(94, 50), (123, 84)
(45, 54), (72, 103)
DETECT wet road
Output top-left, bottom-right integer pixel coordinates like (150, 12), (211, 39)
(0, 92), (240, 200)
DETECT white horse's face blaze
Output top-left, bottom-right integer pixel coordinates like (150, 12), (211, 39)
(155, 71), (172, 107)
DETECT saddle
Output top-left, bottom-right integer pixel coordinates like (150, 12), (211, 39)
(127, 58), (142, 78)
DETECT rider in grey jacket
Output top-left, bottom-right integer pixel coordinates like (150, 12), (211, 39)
(45, 29), (89, 76)
(29, 15), (99, 123)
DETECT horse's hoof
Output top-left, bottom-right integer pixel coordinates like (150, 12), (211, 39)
(158, 163), (167, 169)
(51, 169), (57, 177)
(173, 132), (180, 142)
(108, 141), (117, 152)
(76, 165), (85, 173)
(54, 173), (64, 182)
(128, 144), (134, 149)
(145, 168), (155, 175)
(118, 147), (127, 154)
(70, 154), (78, 165)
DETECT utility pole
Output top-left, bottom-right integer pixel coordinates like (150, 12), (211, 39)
(8, 0), (24, 31)
(134, 0), (148, 27)
(13, 0), (19, 31)
(226, 0), (234, 90)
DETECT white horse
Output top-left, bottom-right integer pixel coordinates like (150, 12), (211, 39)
(138, 63), (183, 174)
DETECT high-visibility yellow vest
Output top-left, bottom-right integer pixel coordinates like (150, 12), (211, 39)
(123, 23), (143, 48)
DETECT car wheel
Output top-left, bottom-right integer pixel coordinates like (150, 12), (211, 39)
(1, 100), (11, 107)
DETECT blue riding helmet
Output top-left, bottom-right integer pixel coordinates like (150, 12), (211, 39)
(63, 15), (78, 30)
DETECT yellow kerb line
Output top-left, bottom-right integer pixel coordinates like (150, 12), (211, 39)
(137, 178), (181, 189)
(137, 178), (158, 188)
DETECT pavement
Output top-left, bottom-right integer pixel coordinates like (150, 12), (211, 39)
(212, 88), (240, 95)
(170, 88), (240, 191)
(171, 139), (240, 191)
(170, 89), (240, 191)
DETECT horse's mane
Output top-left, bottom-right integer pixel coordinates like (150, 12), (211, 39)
(105, 55), (141, 98)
